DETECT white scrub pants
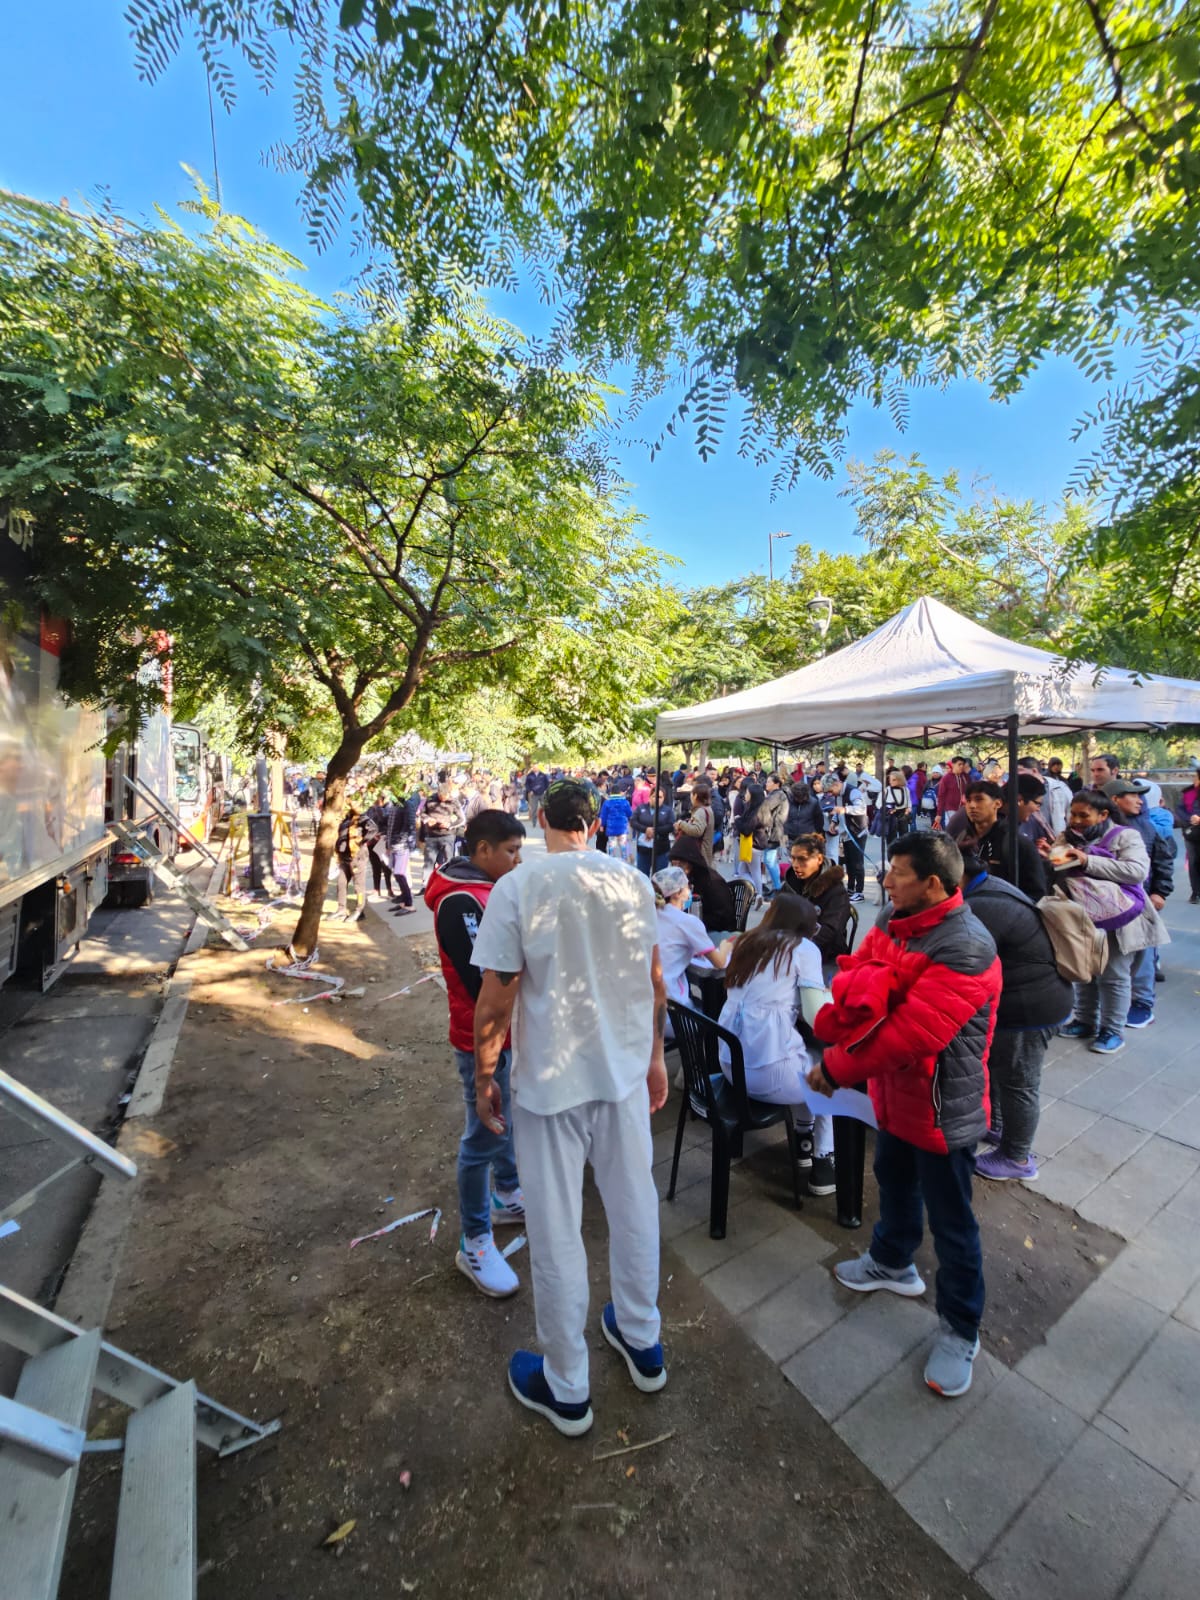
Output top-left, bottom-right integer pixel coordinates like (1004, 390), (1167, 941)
(513, 1082), (661, 1405)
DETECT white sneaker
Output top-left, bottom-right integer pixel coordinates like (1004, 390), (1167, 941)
(456, 1234), (519, 1297)
(490, 1188), (526, 1226)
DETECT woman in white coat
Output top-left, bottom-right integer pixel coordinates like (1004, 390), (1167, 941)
(1045, 788), (1169, 1056)
(717, 895), (835, 1195)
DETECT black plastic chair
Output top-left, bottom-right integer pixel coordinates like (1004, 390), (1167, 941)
(845, 901), (860, 952)
(730, 878), (756, 932)
(665, 1001), (804, 1238)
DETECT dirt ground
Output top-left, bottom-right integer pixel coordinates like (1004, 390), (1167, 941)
(58, 902), (1110, 1600)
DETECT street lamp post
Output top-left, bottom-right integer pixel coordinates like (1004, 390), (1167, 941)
(768, 529), (791, 584)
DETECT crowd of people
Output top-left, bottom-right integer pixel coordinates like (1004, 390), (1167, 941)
(383, 747), (1200, 1435)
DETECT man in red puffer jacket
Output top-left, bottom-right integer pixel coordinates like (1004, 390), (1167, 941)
(809, 830), (1000, 1400)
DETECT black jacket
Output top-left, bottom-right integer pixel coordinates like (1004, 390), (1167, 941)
(632, 801), (675, 854)
(963, 873), (1073, 1030)
(780, 862), (852, 963)
(786, 794), (824, 841)
(696, 868), (737, 934)
(1121, 808), (1175, 899)
(964, 820), (1048, 901)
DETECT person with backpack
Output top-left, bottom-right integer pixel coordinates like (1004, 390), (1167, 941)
(759, 773), (790, 896)
(334, 805), (370, 920)
(1101, 778), (1175, 1028)
(733, 781), (769, 903)
(960, 849), (1072, 1181)
(1047, 789), (1169, 1056)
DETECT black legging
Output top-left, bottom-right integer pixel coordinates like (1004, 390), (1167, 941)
(1187, 838), (1200, 899)
(844, 826), (866, 894)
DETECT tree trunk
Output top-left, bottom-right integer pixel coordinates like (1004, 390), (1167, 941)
(699, 738), (709, 773)
(681, 741), (694, 769)
(289, 732), (365, 960)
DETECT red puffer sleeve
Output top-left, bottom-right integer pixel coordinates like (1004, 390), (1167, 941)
(823, 954), (998, 1086)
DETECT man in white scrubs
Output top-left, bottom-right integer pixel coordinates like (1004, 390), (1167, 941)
(472, 779), (669, 1436)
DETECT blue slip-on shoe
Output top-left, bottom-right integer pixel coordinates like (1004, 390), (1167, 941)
(924, 1317), (980, 1398)
(507, 1352), (593, 1437)
(1089, 1030), (1126, 1055)
(1125, 1005), (1155, 1030)
(834, 1253), (926, 1297)
(601, 1302), (667, 1393)
(1058, 1020), (1096, 1040)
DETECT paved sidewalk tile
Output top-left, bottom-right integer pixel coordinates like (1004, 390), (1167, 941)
(782, 1290), (937, 1422)
(1173, 1277), (1200, 1332)
(975, 1425), (1177, 1600)
(1065, 1062), (1156, 1116)
(1017, 1277), (1164, 1418)
(702, 1222), (832, 1317)
(658, 1181), (720, 1241)
(1097, 1318), (1200, 1487)
(654, 1143), (713, 1198)
(1030, 1098), (1099, 1160)
(1041, 1053), (1102, 1098)
(670, 1200), (789, 1278)
(737, 1262), (847, 1363)
(1163, 1168), (1200, 1222)
(1158, 1096), (1200, 1152)
(835, 1348), (1003, 1490)
(1033, 1118), (1150, 1210)
(1123, 1492), (1200, 1600)
(1107, 1078), (1199, 1134)
(1102, 1209), (1200, 1313)
(1075, 1135), (1200, 1239)
(896, 1370), (1085, 1570)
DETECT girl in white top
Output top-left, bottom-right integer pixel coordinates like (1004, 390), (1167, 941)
(652, 867), (728, 1030)
(717, 895), (834, 1176)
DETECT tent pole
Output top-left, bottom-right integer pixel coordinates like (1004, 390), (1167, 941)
(653, 739), (662, 873)
(1007, 714), (1020, 892)
(878, 730), (889, 900)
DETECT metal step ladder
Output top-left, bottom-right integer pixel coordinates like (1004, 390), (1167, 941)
(0, 1068), (279, 1594)
(108, 819), (249, 952)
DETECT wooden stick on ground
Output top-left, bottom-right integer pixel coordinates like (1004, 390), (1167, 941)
(592, 1430), (676, 1463)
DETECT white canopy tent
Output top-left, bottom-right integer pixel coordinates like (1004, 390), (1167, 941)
(653, 596), (1200, 894)
(655, 596), (1200, 749)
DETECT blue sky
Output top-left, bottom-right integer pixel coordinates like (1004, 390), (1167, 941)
(5, 3), (1111, 589)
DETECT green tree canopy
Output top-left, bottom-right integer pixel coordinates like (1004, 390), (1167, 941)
(132, 3), (1199, 492)
(0, 186), (666, 952)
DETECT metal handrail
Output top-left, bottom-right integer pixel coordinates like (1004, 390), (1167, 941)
(122, 773), (219, 867)
(0, 1068), (137, 1184)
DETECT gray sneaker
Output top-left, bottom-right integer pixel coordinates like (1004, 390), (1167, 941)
(924, 1316), (980, 1397)
(834, 1253), (926, 1297)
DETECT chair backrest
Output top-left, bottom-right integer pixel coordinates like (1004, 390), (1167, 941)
(845, 901), (860, 952)
(730, 878), (756, 931)
(666, 1000), (752, 1125)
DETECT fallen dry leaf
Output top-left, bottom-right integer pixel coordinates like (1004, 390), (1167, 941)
(625, 1465), (636, 1479)
(1023, 1236), (1034, 1250)
(323, 1519), (357, 1547)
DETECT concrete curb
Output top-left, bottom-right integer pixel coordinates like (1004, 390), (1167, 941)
(55, 852), (228, 1331)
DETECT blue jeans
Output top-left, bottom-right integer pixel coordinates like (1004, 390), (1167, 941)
(454, 1047), (519, 1238)
(1130, 945), (1156, 1012)
(870, 1129), (984, 1342)
(763, 846), (781, 894)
